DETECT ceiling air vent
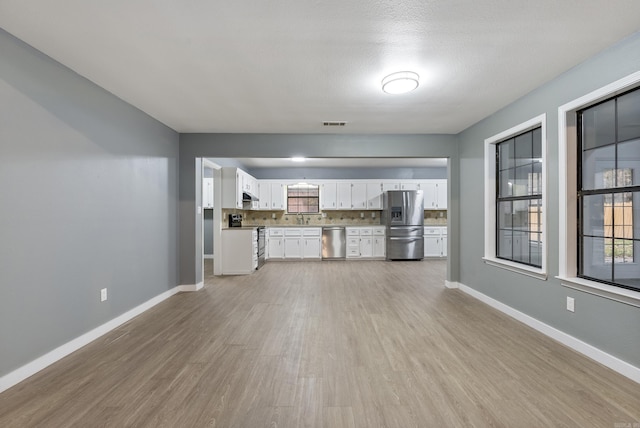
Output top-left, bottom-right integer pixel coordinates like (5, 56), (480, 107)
(323, 121), (347, 127)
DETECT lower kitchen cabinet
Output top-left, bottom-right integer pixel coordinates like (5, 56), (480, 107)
(269, 228), (321, 260)
(423, 226), (447, 257)
(221, 228), (258, 274)
(346, 227), (385, 259)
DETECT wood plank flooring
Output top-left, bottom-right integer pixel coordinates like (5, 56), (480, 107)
(1, 260), (639, 427)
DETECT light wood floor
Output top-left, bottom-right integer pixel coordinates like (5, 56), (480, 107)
(1, 260), (639, 427)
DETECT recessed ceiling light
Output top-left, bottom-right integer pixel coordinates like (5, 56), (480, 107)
(381, 71), (419, 94)
(291, 157), (306, 162)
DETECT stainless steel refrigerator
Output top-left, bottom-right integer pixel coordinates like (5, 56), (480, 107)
(382, 190), (424, 260)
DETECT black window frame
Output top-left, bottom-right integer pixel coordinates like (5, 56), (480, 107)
(495, 127), (543, 268)
(577, 86), (640, 293)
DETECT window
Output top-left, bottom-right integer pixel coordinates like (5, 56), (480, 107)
(287, 183), (319, 213)
(484, 114), (546, 279)
(496, 128), (543, 267)
(577, 87), (640, 292)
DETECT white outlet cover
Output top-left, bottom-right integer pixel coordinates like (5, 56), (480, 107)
(566, 296), (575, 312)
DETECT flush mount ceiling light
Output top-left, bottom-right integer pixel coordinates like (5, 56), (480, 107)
(290, 157), (306, 162)
(381, 71), (419, 94)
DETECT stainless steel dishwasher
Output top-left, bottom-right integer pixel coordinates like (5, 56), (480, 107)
(322, 226), (346, 259)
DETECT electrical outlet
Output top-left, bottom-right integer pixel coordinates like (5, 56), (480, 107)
(101, 288), (108, 302)
(566, 296), (574, 312)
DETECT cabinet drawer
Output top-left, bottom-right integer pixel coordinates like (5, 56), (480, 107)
(373, 227), (386, 235)
(423, 227), (441, 235)
(284, 228), (302, 237)
(269, 228), (284, 237)
(346, 228), (360, 236)
(347, 247), (360, 257)
(347, 238), (360, 247)
(303, 228), (322, 237)
(359, 228), (372, 236)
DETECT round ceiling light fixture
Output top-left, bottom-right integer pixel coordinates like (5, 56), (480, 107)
(381, 71), (419, 94)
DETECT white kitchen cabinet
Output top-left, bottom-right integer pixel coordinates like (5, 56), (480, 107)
(203, 177), (214, 208)
(400, 181), (419, 190)
(257, 182), (271, 210)
(373, 226), (386, 258)
(221, 167), (259, 209)
(435, 179), (447, 209)
(351, 182), (368, 209)
(285, 237), (302, 258)
(421, 182), (438, 210)
(221, 228), (258, 274)
(303, 237), (321, 258)
(270, 183), (285, 210)
(267, 228), (284, 259)
(366, 182), (383, 209)
(336, 182), (352, 209)
(346, 227), (378, 258)
(360, 236), (373, 257)
(321, 182), (337, 210)
(382, 182), (400, 191)
(423, 226), (447, 257)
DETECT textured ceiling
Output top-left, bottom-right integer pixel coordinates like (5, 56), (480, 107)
(1, 1), (639, 134)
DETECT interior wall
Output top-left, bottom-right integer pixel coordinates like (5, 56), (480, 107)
(0, 29), (180, 377)
(179, 134), (460, 287)
(457, 31), (640, 368)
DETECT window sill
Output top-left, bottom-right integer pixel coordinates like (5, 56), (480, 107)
(482, 257), (547, 280)
(557, 276), (640, 308)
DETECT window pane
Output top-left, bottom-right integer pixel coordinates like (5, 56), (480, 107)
(617, 139), (640, 186)
(529, 199), (542, 233)
(499, 168), (515, 197)
(618, 89), (640, 142)
(582, 145), (615, 190)
(513, 231), (529, 264)
(514, 132), (533, 167)
(498, 230), (512, 259)
(512, 200), (529, 229)
(614, 241), (640, 288)
(499, 139), (515, 170)
(531, 161), (542, 195)
(513, 165), (533, 197)
(581, 236), (613, 282)
(498, 201), (512, 229)
(530, 232), (542, 267)
(532, 127), (542, 159)
(582, 99), (615, 149)
(583, 194), (607, 237)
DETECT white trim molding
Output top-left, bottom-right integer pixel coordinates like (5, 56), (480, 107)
(484, 114), (547, 278)
(558, 70), (640, 304)
(456, 282), (640, 384)
(0, 286), (184, 394)
(178, 282), (204, 292)
(444, 280), (459, 289)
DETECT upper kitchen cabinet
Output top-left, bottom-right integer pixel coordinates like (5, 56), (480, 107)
(366, 182), (383, 209)
(351, 182), (368, 209)
(221, 167), (259, 209)
(320, 182), (337, 210)
(419, 179), (447, 210)
(269, 182), (285, 210)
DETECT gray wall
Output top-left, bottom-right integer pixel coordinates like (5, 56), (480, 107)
(248, 166), (447, 180)
(179, 134), (460, 287)
(0, 29), (180, 377)
(458, 32), (640, 367)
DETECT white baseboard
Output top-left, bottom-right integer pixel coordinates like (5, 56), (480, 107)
(444, 280), (459, 289)
(0, 286), (184, 394)
(178, 282), (204, 292)
(456, 282), (640, 384)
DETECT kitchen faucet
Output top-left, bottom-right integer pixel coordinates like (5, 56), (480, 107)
(297, 212), (305, 225)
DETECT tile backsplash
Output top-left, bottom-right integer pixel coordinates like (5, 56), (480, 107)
(222, 209), (447, 227)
